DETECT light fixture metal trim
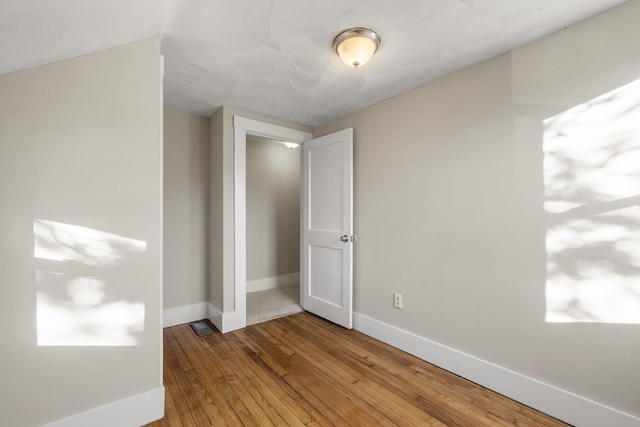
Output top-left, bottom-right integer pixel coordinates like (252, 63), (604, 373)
(333, 27), (381, 68)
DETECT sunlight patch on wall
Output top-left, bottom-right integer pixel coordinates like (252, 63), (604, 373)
(34, 219), (147, 266)
(34, 219), (147, 346)
(543, 79), (640, 323)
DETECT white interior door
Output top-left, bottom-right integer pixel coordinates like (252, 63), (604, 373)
(301, 128), (354, 329)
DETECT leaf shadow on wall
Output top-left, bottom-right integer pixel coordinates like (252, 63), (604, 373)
(543, 79), (640, 323)
(34, 219), (147, 346)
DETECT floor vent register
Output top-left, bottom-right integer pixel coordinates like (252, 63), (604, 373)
(190, 321), (215, 337)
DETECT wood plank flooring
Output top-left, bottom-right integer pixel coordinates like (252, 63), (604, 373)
(146, 312), (569, 427)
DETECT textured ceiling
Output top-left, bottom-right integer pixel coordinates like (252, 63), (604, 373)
(0, 0), (629, 127)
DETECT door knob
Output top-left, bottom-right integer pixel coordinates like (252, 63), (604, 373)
(340, 234), (356, 242)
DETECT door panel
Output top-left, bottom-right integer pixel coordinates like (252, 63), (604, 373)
(309, 141), (344, 231)
(309, 245), (343, 306)
(301, 128), (353, 329)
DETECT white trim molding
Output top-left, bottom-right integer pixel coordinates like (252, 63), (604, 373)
(207, 301), (245, 333)
(247, 272), (300, 293)
(163, 302), (209, 328)
(230, 116), (312, 333)
(42, 386), (164, 427)
(353, 313), (640, 427)
(234, 116), (312, 142)
(207, 302), (223, 332)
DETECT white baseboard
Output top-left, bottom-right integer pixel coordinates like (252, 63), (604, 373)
(163, 302), (208, 328)
(221, 308), (246, 332)
(247, 272), (300, 293)
(207, 302), (223, 332)
(165, 302), (243, 333)
(42, 386), (164, 427)
(353, 313), (640, 427)
(206, 302), (246, 333)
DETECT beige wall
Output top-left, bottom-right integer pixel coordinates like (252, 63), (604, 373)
(163, 108), (209, 309)
(0, 37), (162, 425)
(208, 107), (225, 310)
(209, 106), (309, 312)
(246, 135), (300, 283)
(314, 1), (640, 418)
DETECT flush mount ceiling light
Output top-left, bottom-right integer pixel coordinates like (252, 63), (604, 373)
(282, 141), (300, 149)
(333, 27), (381, 68)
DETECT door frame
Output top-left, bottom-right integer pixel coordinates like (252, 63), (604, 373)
(230, 116), (312, 331)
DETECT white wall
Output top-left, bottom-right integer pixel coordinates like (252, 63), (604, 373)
(163, 108), (209, 309)
(314, 1), (640, 422)
(0, 37), (163, 426)
(246, 135), (300, 287)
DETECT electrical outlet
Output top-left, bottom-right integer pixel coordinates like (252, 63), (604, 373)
(394, 293), (403, 309)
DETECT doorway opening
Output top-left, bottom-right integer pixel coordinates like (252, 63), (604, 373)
(232, 116), (312, 331)
(245, 134), (303, 325)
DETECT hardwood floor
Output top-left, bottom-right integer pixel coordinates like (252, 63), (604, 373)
(146, 312), (569, 427)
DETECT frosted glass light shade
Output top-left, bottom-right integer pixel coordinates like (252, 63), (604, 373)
(333, 28), (381, 68)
